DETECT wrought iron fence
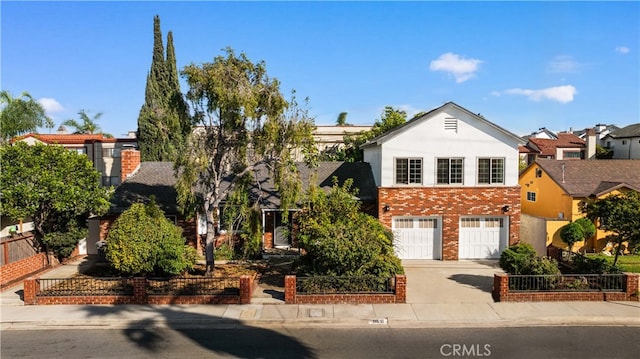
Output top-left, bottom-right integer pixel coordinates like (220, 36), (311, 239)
(146, 277), (240, 296)
(508, 274), (625, 292)
(37, 278), (134, 296)
(296, 275), (394, 294)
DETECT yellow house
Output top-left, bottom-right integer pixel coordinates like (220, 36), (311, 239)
(519, 159), (640, 252)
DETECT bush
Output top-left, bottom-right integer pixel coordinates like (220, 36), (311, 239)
(499, 243), (560, 275)
(105, 200), (197, 276)
(572, 255), (621, 274)
(560, 222), (584, 252)
(215, 243), (235, 260)
(43, 226), (87, 261)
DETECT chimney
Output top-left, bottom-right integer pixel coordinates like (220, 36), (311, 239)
(585, 128), (596, 160)
(120, 149), (141, 182)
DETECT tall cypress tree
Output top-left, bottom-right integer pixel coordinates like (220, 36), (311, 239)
(137, 15), (188, 162)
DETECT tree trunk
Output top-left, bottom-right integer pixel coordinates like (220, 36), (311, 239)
(613, 241), (622, 267)
(204, 205), (217, 276)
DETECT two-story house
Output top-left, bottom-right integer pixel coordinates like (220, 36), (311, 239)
(601, 123), (640, 159)
(361, 102), (524, 260)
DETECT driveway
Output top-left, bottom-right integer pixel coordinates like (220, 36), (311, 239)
(402, 260), (503, 304)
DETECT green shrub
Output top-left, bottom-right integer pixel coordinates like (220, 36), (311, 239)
(560, 222), (584, 252)
(105, 200), (197, 276)
(572, 255), (620, 274)
(43, 226), (87, 261)
(215, 243), (235, 260)
(500, 243), (560, 275)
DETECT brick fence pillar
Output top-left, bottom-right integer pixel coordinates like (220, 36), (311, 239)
(23, 277), (38, 305)
(493, 274), (509, 302)
(395, 275), (406, 303)
(624, 273), (640, 301)
(133, 277), (147, 304)
(284, 275), (296, 304)
(239, 275), (252, 304)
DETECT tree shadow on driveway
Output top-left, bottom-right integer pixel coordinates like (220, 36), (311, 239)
(79, 305), (316, 358)
(448, 274), (494, 293)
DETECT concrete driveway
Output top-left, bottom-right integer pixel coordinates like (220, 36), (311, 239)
(402, 260), (503, 304)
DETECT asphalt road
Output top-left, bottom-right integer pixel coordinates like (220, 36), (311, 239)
(2, 326), (639, 358)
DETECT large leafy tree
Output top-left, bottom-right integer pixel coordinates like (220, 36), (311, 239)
(137, 15), (190, 161)
(0, 142), (111, 246)
(294, 178), (404, 277)
(0, 90), (53, 143)
(176, 48), (316, 275)
(583, 190), (640, 265)
(330, 106), (407, 162)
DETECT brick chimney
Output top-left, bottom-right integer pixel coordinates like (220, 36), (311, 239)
(585, 128), (596, 160)
(120, 149), (141, 182)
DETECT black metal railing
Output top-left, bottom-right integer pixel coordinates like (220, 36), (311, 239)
(296, 275), (394, 294)
(37, 278), (134, 296)
(146, 277), (240, 296)
(508, 274), (625, 292)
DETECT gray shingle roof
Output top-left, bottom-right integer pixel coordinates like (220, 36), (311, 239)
(110, 162), (178, 214)
(536, 159), (640, 197)
(608, 123), (640, 138)
(109, 161), (377, 213)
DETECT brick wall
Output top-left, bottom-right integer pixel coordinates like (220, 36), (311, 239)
(23, 275), (257, 305)
(378, 186), (521, 260)
(492, 273), (640, 302)
(285, 274), (407, 304)
(120, 149), (141, 182)
(1, 253), (47, 287)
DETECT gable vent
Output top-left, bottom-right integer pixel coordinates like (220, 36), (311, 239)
(444, 118), (458, 132)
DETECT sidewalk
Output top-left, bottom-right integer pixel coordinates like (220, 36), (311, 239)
(1, 256), (639, 330)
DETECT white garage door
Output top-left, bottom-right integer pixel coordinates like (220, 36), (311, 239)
(459, 217), (508, 259)
(393, 217), (441, 260)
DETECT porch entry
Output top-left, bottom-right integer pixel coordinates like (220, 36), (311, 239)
(263, 210), (292, 248)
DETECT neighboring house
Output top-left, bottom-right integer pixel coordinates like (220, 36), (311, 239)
(88, 152), (377, 254)
(574, 123), (619, 143)
(14, 132), (137, 186)
(361, 102), (524, 260)
(311, 125), (372, 159)
(519, 132), (592, 165)
(601, 123), (640, 159)
(519, 158), (640, 252)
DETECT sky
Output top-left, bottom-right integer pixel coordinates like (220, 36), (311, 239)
(2, 1), (639, 138)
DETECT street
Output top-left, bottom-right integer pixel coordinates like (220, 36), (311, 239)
(2, 326), (639, 358)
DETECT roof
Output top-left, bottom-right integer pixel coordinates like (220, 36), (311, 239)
(109, 161), (378, 213)
(525, 133), (585, 156)
(16, 133), (117, 144)
(361, 102), (524, 148)
(535, 159), (640, 197)
(109, 162), (178, 214)
(607, 123), (640, 139)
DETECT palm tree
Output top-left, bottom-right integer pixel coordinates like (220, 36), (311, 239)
(63, 110), (103, 134)
(0, 90), (53, 143)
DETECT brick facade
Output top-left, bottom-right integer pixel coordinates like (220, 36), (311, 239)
(492, 273), (640, 302)
(284, 274), (407, 304)
(1, 253), (47, 287)
(23, 274), (256, 305)
(378, 186), (521, 260)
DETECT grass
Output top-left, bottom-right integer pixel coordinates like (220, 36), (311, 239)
(585, 254), (640, 273)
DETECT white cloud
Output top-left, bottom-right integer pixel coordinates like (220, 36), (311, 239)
(38, 98), (64, 113)
(547, 56), (581, 73)
(494, 85), (577, 103)
(429, 52), (482, 83)
(615, 46), (630, 54)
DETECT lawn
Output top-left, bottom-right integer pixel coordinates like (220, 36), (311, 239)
(585, 254), (640, 273)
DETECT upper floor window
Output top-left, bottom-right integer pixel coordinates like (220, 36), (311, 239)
(478, 158), (504, 184)
(622, 140), (627, 145)
(563, 151), (582, 159)
(527, 191), (537, 202)
(395, 158), (422, 185)
(436, 158), (463, 184)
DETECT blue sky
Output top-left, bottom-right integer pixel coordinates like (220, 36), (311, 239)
(2, 1), (638, 138)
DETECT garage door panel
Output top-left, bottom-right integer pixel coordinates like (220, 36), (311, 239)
(393, 217), (441, 260)
(459, 217), (507, 259)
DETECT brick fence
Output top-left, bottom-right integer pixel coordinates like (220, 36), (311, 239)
(284, 275), (406, 304)
(23, 275), (257, 305)
(1, 253), (48, 287)
(492, 273), (640, 302)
